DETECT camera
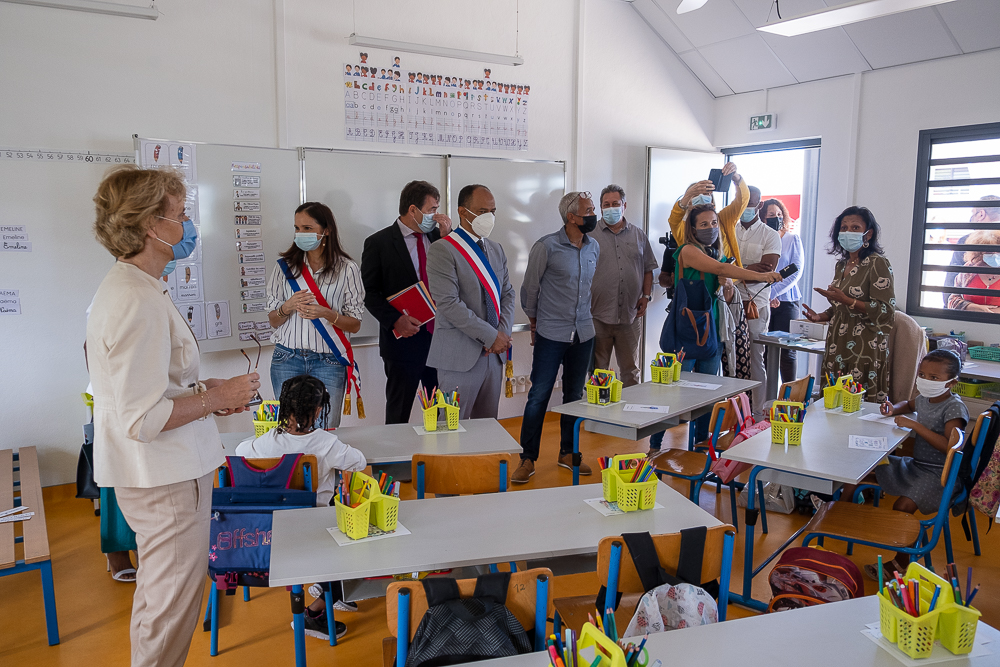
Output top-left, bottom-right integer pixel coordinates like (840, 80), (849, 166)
(658, 233), (678, 300)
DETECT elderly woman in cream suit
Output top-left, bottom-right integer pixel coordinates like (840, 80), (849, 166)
(87, 165), (259, 667)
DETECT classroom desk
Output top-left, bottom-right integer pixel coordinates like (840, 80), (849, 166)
(961, 357), (1000, 383)
(721, 401), (911, 611)
(551, 373), (759, 485)
(758, 335), (826, 401)
(218, 418), (521, 464)
(448, 597), (1000, 666)
(270, 480), (721, 666)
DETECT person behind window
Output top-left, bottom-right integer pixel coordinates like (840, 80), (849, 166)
(763, 198), (804, 383)
(944, 195), (1000, 288)
(947, 229), (1000, 313)
(802, 207), (895, 403)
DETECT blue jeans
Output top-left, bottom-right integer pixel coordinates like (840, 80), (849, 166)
(519, 333), (595, 461)
(270, 344), (348, 429)
(648, 351), (722, 450)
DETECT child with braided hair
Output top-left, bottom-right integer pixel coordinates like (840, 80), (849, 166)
(235, 374), (366, 639)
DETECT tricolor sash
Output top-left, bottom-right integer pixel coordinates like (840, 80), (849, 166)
(443, 227), (501, 320)
(277, 258), (365, 419)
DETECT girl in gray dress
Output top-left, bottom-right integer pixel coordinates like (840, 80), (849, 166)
(865, 349), (968, 579)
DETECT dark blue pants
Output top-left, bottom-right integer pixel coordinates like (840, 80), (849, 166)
(648, 351), (722, 450)
(519, 333), (595, 461)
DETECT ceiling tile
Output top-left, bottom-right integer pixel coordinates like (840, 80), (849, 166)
(698, 33), (798, 93)
(679, 50), (734, 97)
(937, 0), (1000, 53)
(843, 7), (961, 69)
(651, 0), (757, 49)
(761, 27), (871, 82)
(631, 0), (695, 54)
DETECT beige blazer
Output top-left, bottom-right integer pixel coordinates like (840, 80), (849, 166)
(87, 261), (224, 488)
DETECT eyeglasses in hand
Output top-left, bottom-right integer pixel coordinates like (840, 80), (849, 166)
(240, 333), (264, 407)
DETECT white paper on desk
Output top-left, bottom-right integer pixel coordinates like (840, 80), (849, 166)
(849, 435), (891, 451)
(861, 623), (992, 665)
(964, 362), (978, 368)
(858, 413), (901, 426)
(673, 380), (722, 390)
(623, 404), (670, 413)
(327, 522), (411, 546)
(413, 424), (467, 436)
(0, 511), (33, 524)
(584, 498), (664, 516)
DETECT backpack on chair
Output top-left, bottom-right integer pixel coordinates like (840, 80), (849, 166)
(767, 546), (863, 612)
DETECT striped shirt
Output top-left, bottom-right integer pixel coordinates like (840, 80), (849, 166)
(266, 258), (366, 354)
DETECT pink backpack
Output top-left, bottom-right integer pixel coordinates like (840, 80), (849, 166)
(709, 393), (770, 484)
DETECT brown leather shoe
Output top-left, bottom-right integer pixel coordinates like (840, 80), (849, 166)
(557, 453), (592, 475)
(511, 458), (535, 484)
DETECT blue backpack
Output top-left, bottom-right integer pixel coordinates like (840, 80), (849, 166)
(659, 251), (719, 361)
(208, 454), (316, 590)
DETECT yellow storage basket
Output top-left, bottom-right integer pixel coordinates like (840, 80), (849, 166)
(253, 400), (280, 437)
(586, 369), (623, 405)
(842, 389), (865, 413)
(650, 353), (677, 384)
(601, 454), (657, 512)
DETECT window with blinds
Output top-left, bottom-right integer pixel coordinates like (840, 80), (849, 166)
(907, 123), (1000, 324)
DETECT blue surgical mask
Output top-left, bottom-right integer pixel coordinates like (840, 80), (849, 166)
(415, 210), (437, 233)
(838, 231), (865, 253)
(984, 253), (1000, 268)
(294, 232), (323, 251)
(161, 260), (177, 277)
(156, 216), (198, 260)
(690, 194), (713, 207)
(740, 208), (757, 223)
(602, 206), (623, 225)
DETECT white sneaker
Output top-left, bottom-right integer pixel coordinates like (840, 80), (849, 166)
(333, 599), (358, 612)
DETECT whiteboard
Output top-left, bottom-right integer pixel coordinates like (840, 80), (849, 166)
(446, 156), (566, 326)
(302, 148), (447, 340)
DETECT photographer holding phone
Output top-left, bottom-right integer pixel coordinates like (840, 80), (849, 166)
(763, 198), (804, 383)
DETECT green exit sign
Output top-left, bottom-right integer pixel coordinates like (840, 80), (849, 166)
(749, 114), (775, 131)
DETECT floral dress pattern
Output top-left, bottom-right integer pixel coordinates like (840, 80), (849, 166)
(820, 254), (895, 403)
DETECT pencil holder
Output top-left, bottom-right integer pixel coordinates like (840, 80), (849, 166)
(673, 360), (682, 381)
(421, 391), (460, 431)
(334, 471), (380, 540)
(586, 369), (623, 405)
(577, 622), (628, 667)
(602, 454), (657, 512)
(253, 400), (281, 437)
(650, 353), (677, 384)
(369, 494), (400, 532)
(878, 562), (980, 659)
(769, 401), (804, 445)
(842, 389), (865, 413)
(822, 386), (841, 409)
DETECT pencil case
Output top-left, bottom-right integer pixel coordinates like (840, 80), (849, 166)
(576, 622), (628, 667)
(253, 400), (281, 437)
(649, 353), (677, 384)
(877, 562), (980, 659)
(602, 454), (657, 512)
(422, 391), (460, 431)
(769, 401), (804, 445)
(841, 389), (865, 413)
(586, 369), (623, 405)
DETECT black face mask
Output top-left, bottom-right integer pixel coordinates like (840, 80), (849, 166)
(765, 216), (782, 231)
(579, 214), (598, 234)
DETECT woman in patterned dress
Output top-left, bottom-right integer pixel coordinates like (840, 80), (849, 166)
(802, 207), (895, 402)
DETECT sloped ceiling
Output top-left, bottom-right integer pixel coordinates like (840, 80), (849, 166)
(630, 0), (1000, 97)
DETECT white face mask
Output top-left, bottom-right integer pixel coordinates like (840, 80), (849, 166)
(463, 209), (495, 238)
(915, 377), (956, 398)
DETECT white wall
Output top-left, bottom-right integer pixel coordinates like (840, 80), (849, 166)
(715, 49), (1000, 344)
(0, 0), (712, 485)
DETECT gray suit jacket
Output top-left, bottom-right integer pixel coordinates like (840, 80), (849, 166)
(426, 233), (516, 373)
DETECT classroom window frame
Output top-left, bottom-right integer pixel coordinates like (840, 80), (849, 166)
(907, 121), (1000, 325)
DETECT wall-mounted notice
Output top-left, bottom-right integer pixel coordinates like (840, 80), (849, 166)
(181, 302), (206, 340)
(235, 227), (261, 239)
(0, 289), (20, 315)
(232, 161), (261, 173)
(344, 53), (529, 151)
(2, 239), (30, 251)
(206, 300), (232, 339)
(234, 201), (261, 212)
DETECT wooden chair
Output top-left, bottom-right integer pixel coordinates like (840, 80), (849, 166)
(383, 567), (553, 667)
(204, 454), (325, 655)
(803, 429), (965, 567)
(0, 447), (59, 646)
(411, 452), (513, 499)
(551, 525), (736, 636)
(778, 375), (815, 405)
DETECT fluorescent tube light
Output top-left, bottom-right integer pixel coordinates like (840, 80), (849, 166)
(0, 0), (157, 20)
(758, 0), (955, 37)
(350, 34), (523, 67)
(676, 0), (709, 14)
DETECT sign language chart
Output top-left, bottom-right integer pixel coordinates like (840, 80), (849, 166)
(344, 53), (528, 151)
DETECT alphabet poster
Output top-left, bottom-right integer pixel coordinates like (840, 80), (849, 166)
(344, 54), (528, 151)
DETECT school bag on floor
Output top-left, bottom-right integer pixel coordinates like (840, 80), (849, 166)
(208, 454), (316, 592)
(767, 546), (863, 612)
(709, 393), (769, 484)
(405, 572), (532, 667)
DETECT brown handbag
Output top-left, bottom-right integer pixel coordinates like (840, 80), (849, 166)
(744, 298), (759, 320)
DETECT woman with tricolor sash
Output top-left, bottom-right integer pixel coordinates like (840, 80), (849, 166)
(267, 202), (366, 427)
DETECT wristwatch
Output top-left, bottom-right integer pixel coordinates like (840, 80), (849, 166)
(642, 294), (652, 301)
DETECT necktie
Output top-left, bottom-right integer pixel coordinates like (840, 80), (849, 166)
(478, 240), (499, 329)
(415, 233), (433, 333)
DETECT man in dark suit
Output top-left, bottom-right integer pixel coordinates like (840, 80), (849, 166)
(362, 180), (451, 423)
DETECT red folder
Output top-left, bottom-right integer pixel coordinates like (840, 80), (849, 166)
(387, 281), (436, 338)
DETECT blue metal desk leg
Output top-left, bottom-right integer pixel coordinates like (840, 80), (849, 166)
(291, 585), (307, 667)
(573, 417), (584, 486)
(40, 560), (60, 645)
(729, 466), (767, 612)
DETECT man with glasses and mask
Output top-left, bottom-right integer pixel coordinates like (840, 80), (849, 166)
(425, 184), (515, 419)
(514, 191), (600, 483)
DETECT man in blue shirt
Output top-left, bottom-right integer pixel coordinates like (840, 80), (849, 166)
(514, 192), (600, 483)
